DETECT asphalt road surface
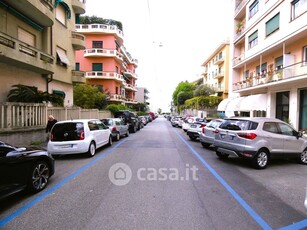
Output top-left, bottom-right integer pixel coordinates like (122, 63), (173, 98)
(1, 116), (307, 229)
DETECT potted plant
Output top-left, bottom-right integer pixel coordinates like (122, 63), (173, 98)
(236, 21), (243, 33)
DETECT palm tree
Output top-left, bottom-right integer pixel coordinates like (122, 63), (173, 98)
(7, 84), (64, 106)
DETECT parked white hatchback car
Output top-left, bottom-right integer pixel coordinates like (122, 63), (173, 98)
(47, 119), (112, 157)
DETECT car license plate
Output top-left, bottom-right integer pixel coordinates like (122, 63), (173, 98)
(61, 144), (74, 148)
(191, 125), (197, 128)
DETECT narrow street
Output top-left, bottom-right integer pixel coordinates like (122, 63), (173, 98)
(1, 117), (306, 229)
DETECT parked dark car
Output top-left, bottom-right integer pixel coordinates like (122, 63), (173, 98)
(0, 141), (55, 200)
(114, 110), (139, 133)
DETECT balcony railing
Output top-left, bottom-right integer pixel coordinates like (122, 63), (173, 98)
(0, 32), (53, 74)
(71, 32), (86, 50)
(75, 24), (124, 40)
(233, 62), (307, 91)
(214, 71), (225, 79)
(124, 69), (138, 79)
(72, 0), (86, 14)
(72, 70), (86, 83)
(233, 53), (245, 66)
(214, 56), (225, 65)
(84, 48), (123, 61)
(108, 94), (124, 102)
(235, 0), (247, 16)
(85, 71), (124, 82)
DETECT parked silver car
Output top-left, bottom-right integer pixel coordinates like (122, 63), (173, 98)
(199, 119), (223, 148)
(101, 118), (129, 141)
(213, 117), (307, 169)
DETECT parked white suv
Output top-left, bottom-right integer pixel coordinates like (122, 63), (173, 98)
(47, 119), (112, 157)
(213, 117), (307, 169)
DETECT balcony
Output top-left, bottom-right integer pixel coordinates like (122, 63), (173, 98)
(72, 70), (86, 83)
(214, 86), (225, 93)
(84, 48), (123, 61)
(214, 71), (225, 79)
(0, 32), (53, 74)
(233, 53), (245, 67)
(124, 83), (137, 92)
(124, 98), (138, 104)
(214, 56), (225, 65)
(108, 94), (124, 102)
(76, 24), (124, 41)
(2, 0), (54, 26)
(85, 71), (124, 82)
(234, 0), (247, 19)
(71, 32), (86, 50)
(124, 69), (138, 79)
(233, 62), (307, 91)
(72, 0), (86, 14)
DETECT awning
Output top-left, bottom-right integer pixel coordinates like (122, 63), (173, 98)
(53, 90), (66, 97)
(226, 97), (246, 111)
(238, 94), (267, 111)
(56, 48), (70, 65)
(217, 98), (232, 111)
(54, 0), (71, 19)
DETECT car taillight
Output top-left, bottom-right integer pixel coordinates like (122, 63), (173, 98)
(112, 127), (117, 132)
(237, 133), (257, 140)
(80, 130), (85, 140)
(213, 129), (219, 134)
(202, 127), (205, 134)
(200, 124), (206, 128)
(50, 133), (54, 141)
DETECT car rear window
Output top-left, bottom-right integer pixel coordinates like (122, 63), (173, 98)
(101, 119), (112, 126)
(51, 122), (84, 141)
(219, 119), (258, 131)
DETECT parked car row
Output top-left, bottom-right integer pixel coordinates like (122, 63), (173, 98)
(0, 111), (154, 201)
(168, 115), (307, 169)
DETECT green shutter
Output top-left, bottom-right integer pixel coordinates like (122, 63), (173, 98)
(92, 63), (102, 71)
(266, 13), (279, 36)
(248, 31), (258, 42)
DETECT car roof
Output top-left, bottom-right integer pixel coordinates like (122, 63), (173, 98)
(55, 119), (101, 123)
(225, 117), (283, 122)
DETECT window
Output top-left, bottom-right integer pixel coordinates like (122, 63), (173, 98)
(275, 56), (283, 70)
(303, 46), (307, 64)
(249, 0), (259, 19)
(244, 70), (249, 79)
(75, 63), (80, 71)
(266, 13), (280, 37)
(248, 30), (258, 48)
(56, 47), (69, 67)
(276, 91), (289, 122)
(92, 63), (102, 71)
(263, 122), (279, 134)
(92, 41), (103, 48)
(116, 66), (119, 73)
(55, 4), (66, 25)
(291, 0), (307, 20)
(256, 63), (267, 75)
(278, 123), (295, 136)
(18, 28), (35, 46)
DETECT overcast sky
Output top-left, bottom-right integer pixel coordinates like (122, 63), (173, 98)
(84, 0), (232, 112)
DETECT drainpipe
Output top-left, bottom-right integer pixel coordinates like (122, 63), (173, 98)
(42, 74), (53, 93)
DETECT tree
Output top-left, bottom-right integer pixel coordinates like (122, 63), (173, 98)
(79, 16), (123, 31)
(106, 104), (129, 114)
(193, 84), (216, 97)
(73, 84), (107, 109)
(132, 103), (148, 112)
(7, 84), (63, 106)
(172, 81), (195, 106)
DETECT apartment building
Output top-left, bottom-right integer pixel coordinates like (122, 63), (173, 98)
(201, 40), (230, 101)
(75, 22), (138, 106)
(0, 0), (86, 106)
(135, 87), (150, 104)
(224, 0), (307, 130)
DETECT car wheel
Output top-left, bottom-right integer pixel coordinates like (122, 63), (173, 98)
(126, 130), (130, 137)
(216, 151), (229, 159)
(201, 142), (210, 148)
(115, 133), (120, 141)
(87, 142), (96, 157)
(108, 135), (113, 146)
(28, 161), (50, 193)
(189, 136), (197, 141)
(298, 149), (307, 164)
(252, 149), (269, 169)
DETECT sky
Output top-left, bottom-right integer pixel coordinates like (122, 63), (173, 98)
(84, 0), (232, 112)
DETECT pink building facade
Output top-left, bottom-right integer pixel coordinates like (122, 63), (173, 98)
(75, 23), (138, 105)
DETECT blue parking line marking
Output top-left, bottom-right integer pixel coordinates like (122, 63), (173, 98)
(176, 131), (272, 230)
(0, 139), (128, 228)
(278, 219), (307, 230)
